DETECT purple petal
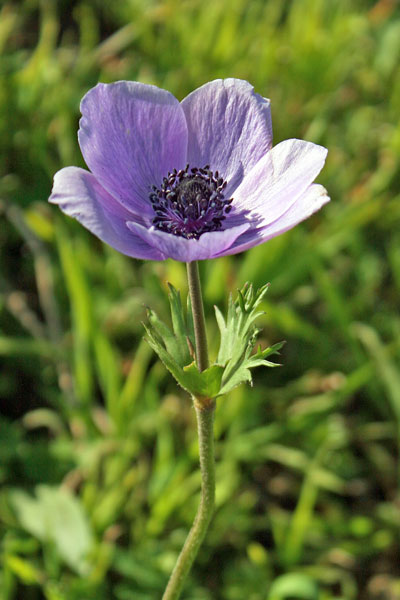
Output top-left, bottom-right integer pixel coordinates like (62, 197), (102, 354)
(231, 139), (328, 227)
(49, 167), (165, 260)
(219, 184), (330, 256)
(78, 81), (188, 216)
(126, 222), (250, 262)
(181, 79), (273, 196)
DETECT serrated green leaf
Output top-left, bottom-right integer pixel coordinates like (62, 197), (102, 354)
(216, 283), (270, 368)
(219, 365), (253, 395)
(237, 288), (246, 313)
(215, 284), (283, 396)
(145, 326), (223, 397)
(146, 283), (194, 368)
(167, 283), (192, 366)
(183, 362), (224, 398)
(214, 302), (230, 365)
(144, 324), (193, 394)
(247, 341), (286, 368)
(214, 304), (226, 333)
(147, 309), (175, 351)
(186, 293), (195, 344)
(220, 342), (284, 395)
(146, 282), (282, 399)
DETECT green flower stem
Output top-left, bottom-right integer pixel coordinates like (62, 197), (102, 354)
(162, 262), (216, 600)
(186, 260), (209, 372)
(162, 400), (215, 600)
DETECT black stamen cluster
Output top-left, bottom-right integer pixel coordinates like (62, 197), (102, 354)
(150, 164), (233, 239)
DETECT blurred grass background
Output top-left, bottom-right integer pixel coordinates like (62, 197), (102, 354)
(1, 0), (400, 598)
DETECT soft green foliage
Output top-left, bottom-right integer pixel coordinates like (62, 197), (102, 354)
(147, 284), (194, 369)
(216, 284), (284, 395)
(1, 1), (400, 599)
(146, 283), (282, 398)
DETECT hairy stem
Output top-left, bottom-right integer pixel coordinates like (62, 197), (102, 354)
(162, 401), (215, 600)
(186, 260), (209, 372)
(162, 262), (215, 600)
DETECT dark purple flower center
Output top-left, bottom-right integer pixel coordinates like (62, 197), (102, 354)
(150, 164), (233, 239)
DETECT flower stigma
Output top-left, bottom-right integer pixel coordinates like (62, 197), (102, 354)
(150, 164), (233, 239)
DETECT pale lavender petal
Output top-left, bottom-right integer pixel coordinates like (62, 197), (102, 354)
(219, 184), (330, 256)
(126, 222), (250, 262)
(181, 79), (273, 195)
(78, 81), (188, 216)
(231, 139), (328, 227)
(49, 167), (165, 260)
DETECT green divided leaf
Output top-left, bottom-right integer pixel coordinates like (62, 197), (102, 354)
(146, 284), (194, 369)
(145, 320), (223, 397)
(219, 342), (285, 395)
(183, 362), (224, 398)
(144, 284), (223, 398)
(216, 283), (284, 395)
(145, 282), (283, 399)
(216, 282), (270, 367)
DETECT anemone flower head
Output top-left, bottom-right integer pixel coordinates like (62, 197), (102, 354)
(49, 79), (329, 262)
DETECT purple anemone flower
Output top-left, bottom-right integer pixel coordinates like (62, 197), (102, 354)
(49, 79), (329, 262)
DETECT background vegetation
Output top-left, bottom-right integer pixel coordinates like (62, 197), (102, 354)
(1, 0), (400, 598)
